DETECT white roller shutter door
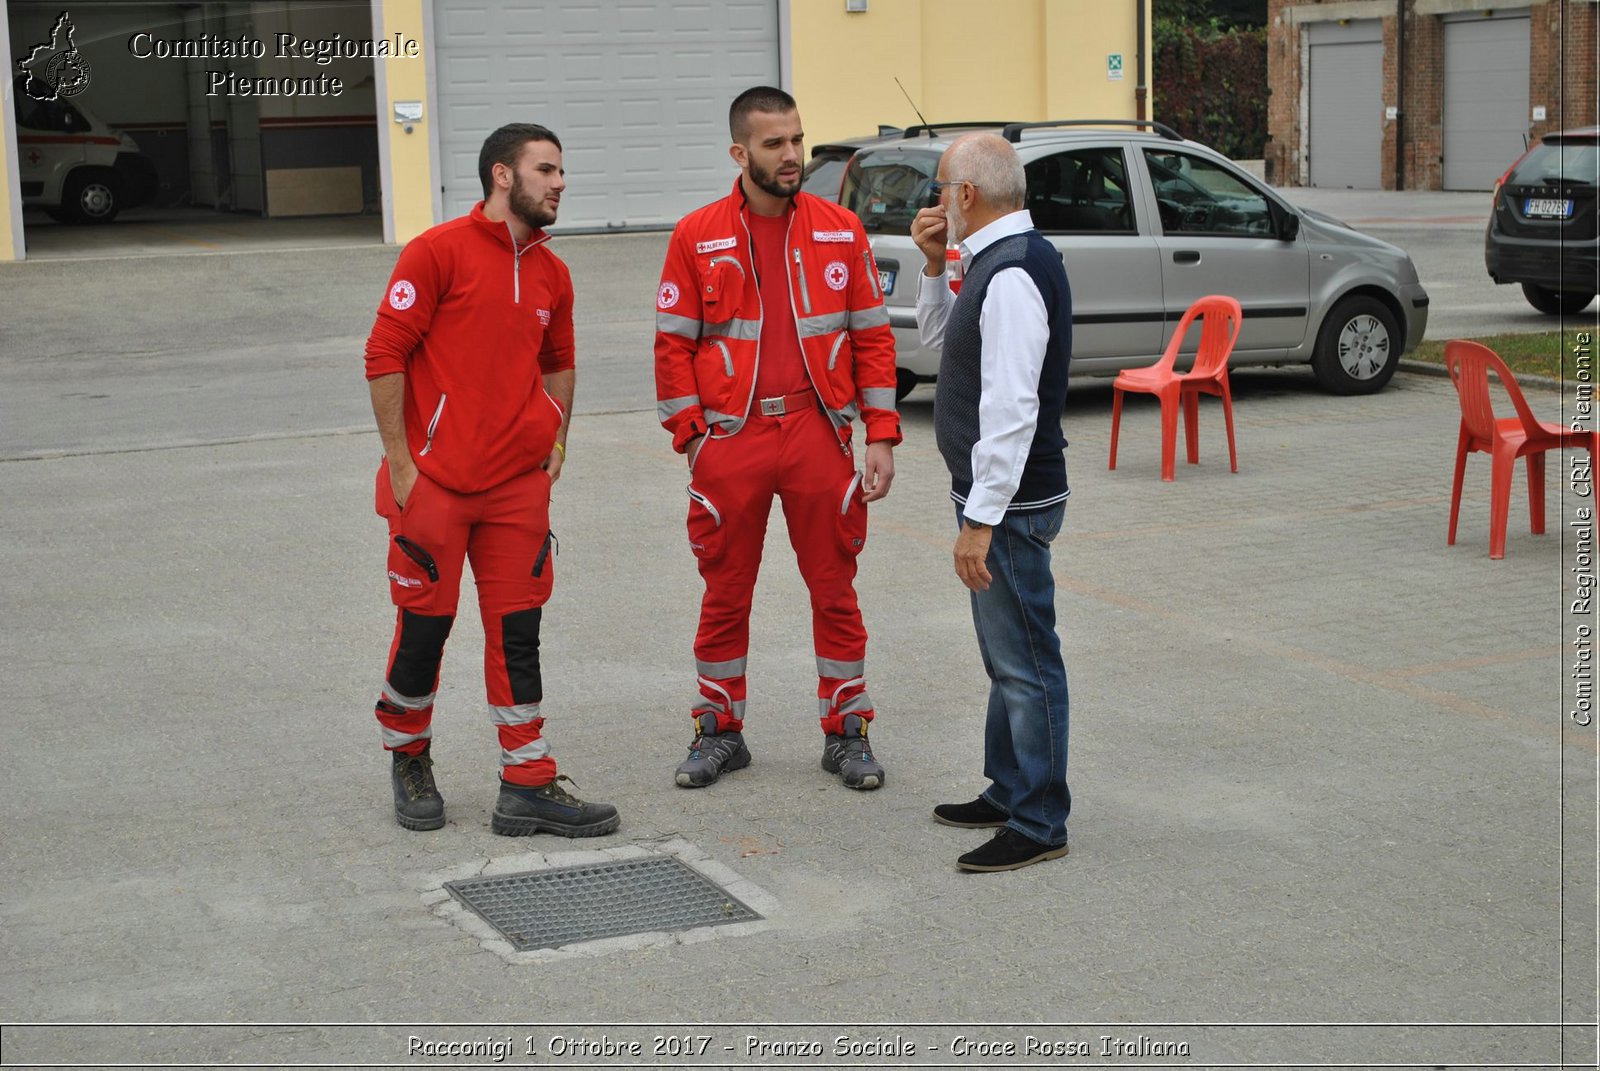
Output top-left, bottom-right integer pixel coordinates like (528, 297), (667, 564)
(1442, 12), (1530, 191)
(1306, 20), (1384, 190)
(432, 1), (780, 231)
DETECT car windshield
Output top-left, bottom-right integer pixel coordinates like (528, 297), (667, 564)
(1510, 141), (1599, 188)
(840, 148), (940, 234)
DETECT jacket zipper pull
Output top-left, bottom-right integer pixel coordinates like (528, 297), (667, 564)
(792, 248), (812, 314)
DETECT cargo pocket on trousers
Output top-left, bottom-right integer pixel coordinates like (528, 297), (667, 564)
(527, 528), (557, 602)
(686, 486), (725, 563)
(836, 471), (868, 556)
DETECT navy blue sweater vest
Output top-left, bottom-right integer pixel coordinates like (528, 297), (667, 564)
(933, 229), (1072, 511)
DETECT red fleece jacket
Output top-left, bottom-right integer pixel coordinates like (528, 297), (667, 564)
(365, 202), (574, 493)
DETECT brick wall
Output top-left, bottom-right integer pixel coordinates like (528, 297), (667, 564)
(1264, 0), (1300, 186)
(1266, 0), (1598, 190)
(1405, 6), (1443, 191)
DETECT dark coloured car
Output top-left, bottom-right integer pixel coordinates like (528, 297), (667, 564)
(1485, 127), (1599, 314)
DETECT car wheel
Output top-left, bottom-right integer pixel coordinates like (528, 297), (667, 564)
(895, 368), (919, 403)
(63, 170), (121, 224)
(1311, 295), (1400, 395)
(1522, 283), (1597, 315)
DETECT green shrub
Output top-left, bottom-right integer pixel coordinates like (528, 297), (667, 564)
(1154, 22), (1267, 160)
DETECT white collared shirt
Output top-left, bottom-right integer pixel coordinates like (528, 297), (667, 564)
(915, 209), (1051, 524)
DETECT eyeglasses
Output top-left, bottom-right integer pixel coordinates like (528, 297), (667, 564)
(929, 178), (977, 196)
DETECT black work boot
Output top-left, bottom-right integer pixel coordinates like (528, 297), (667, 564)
(491, 775), (621, 837)
(391, 745), (445, 831)
(821, 713), (885, 790)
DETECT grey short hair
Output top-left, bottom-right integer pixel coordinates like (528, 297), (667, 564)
(947, 133), (1026, 211)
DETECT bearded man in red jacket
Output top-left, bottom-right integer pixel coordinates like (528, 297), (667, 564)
(363, 124), (618, 837)
(655, 87), (902, 791)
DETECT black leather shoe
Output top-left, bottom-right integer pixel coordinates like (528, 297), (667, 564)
(491, 775), (620, 838)
(956, 828), (1068, 872)
(933, 796), (1008, 828)
(391, 746), (445, 831)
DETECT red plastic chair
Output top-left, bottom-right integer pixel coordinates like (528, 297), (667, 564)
(1446, 339), (1594, 559)
(1109, 294), (1243, 481)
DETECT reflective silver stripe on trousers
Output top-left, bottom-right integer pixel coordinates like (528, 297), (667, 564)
(697, 657), (748, 679)
(501, 739), (552, 766)
(658, 395), (700, 421)
(694, 676), (747, 720)
(817, 657), (865, 679)
(818, 689), (874, 717)
(657, 312), (702, 339)
(861, 387), (898, 410)
(702, 408), (743, 432)
(382, 725), (433, 748)
(797, 311), (848, 338)
(489, 702), (542, 727)
(839, 689), (874, 715)
(693, 697), (748, 719)
(702, 317), (761, 341)
(848, 305), (891, 331)
(382, 682), (436, 710)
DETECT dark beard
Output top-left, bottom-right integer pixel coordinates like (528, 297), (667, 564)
(748, 158), (800, 201)
(510, 174), (556, 230)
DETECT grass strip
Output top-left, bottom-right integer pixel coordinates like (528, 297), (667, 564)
(1409, 328), (1598, 380)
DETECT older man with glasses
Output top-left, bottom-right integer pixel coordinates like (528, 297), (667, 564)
(911, 133), (1074, 872)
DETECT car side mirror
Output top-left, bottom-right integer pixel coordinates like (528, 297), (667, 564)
(1276, 210), (1300, 243)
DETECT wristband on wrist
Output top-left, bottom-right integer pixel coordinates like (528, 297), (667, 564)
(553, 441), (566, 458)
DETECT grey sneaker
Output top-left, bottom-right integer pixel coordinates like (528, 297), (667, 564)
(391, 746), (445, 831)
(675, 711), (751, 788)
(491, 775), (620, 837)
(821, 713), (884, 790)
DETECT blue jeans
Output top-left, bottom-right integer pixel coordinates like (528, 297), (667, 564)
(959, 502), (1071, 847)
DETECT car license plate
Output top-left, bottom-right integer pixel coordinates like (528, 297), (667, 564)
(878, 269), (896, 295)
(1525, 198), (1573, 218)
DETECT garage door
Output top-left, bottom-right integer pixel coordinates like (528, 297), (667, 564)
(1442, 12), (1529, 191)
(432, 2), (779, 231)
(1306, 20), (1384, 189)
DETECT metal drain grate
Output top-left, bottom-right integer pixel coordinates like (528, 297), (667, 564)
(445, 856), (763, 951)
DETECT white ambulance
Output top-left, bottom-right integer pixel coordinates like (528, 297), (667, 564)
(13, 76), (158, 224)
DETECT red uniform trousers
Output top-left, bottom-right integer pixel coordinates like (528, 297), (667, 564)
(685, 402), (875, 735)
(373, 460), (558, 787)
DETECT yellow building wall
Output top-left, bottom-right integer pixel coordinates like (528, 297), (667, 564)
(375, 0), (433, 243)
(790, 0), (1150, 150)
(1, 97), (18, 261)
(0, 14), (21, 262)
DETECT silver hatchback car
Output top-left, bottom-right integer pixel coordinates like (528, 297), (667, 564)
(823, 121), (1430, 399)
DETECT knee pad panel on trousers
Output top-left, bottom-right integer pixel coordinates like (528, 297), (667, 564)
(388, 610), (455, 698)
(500, 606), (543, 705)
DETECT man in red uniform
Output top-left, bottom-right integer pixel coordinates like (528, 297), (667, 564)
(655, 87), (901, 790)
(364, 123), (618, 837)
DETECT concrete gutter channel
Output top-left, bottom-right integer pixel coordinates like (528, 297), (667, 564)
(0, 196), (1595, 1068)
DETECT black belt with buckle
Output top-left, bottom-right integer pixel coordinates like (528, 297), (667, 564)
(757, 389), (817, 417)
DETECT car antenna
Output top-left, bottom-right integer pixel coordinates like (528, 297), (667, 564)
(894, 77), (933, 136)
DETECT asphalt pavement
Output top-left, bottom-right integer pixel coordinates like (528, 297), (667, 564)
(1, 193), (1597, 1069)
